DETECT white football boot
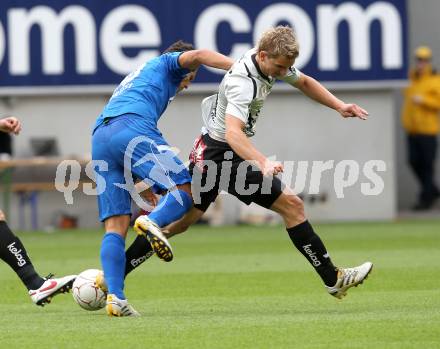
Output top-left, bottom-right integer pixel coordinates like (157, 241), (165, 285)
(29, 274), (77, 306)
(106, 294), (140, 317)
(134, 215), (173, 262)
(326, 262), (373, 299)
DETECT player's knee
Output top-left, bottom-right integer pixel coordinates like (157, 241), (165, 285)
(104, 215), (130, 236)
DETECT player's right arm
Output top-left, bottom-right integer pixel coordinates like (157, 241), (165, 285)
(178, 50), (234, 71)
(225, 115), (283, 176)
(293, 73), (368, 120)
(0, 116), (21, 135)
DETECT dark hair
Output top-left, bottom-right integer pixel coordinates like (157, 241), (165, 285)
(162, 40), (194, 54)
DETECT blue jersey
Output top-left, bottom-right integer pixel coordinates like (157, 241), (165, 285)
(94, 52), (190, 130)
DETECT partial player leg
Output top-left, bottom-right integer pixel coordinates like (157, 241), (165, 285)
(0, 211), (76, 306)
(124, 235), (154, 277)
(226, 159), (339, 287)
(123, 206), (205, 279)
(100, 215), (141, 316)
(164, 206), (205, 238)
(0, 212), (45, 291)
(270, 189), (372, 298)
(148, 183), (193, 228)
(100, 215), (129, 299)
(92, 206), (206, 294)
(134, 183), (193, 262)
(270, 190), (339, 285)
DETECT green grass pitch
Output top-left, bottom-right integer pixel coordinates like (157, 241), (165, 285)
(0, 220), (439, 348)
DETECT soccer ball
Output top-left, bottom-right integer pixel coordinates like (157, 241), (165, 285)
(72, 269), (107, 311)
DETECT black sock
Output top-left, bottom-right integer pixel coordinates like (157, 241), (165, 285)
(0, 221), (45, 290)
(124, 235), (154, 277)
(287, 220), (337, 286)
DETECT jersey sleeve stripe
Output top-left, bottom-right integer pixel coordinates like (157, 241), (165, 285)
(243, 63), (257, 100)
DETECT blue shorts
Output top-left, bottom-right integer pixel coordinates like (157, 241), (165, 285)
(92, 113), (191, 221)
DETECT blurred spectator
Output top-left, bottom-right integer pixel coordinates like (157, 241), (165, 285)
(402, 46), (440, 210)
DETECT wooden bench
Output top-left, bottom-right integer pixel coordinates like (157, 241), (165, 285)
(1, 181), (94, 230)
(0, 157), (91, 230)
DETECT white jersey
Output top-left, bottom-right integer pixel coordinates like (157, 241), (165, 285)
(201, 48), (301, 142)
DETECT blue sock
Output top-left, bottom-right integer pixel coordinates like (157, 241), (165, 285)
(148, 189), (192, 227)
(100, 233), (126, 299)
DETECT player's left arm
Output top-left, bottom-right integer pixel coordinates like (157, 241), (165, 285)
(178, 50), (234, 71)
(293, 73), (368, 120)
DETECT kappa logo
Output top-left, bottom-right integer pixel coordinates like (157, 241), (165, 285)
(130, 250), (155, 267)
(302, 244), (321, 267)
(7, 242), (26, 267)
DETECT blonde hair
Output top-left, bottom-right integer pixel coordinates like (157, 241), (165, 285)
(257, 26), (299, 60)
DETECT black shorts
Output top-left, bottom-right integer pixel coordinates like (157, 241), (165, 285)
(189, 133), (284, 212)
